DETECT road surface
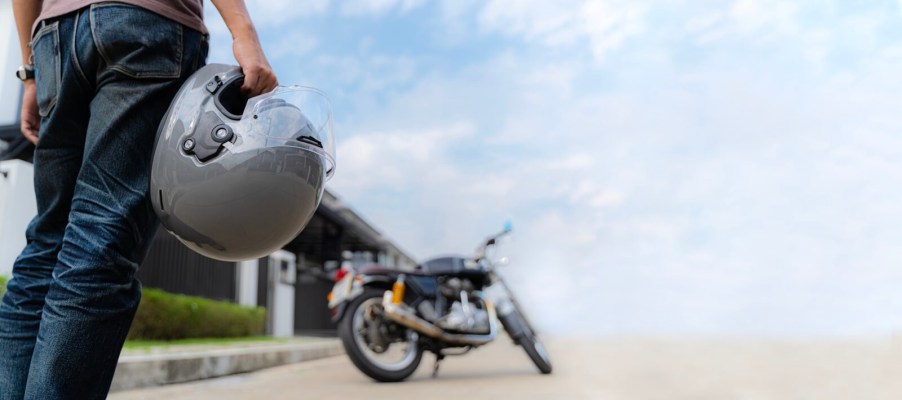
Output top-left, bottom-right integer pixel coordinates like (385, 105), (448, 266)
(110, 336), (901, 399)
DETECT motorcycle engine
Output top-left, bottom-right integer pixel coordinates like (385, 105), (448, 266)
(419, 277), (490, 334)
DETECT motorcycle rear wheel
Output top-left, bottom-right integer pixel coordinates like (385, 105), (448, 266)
(338, 289), (423, 382)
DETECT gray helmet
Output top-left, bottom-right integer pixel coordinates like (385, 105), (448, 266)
(150, 64), (335, 261)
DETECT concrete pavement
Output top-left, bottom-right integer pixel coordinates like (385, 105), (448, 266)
(109, 336), (902, 399)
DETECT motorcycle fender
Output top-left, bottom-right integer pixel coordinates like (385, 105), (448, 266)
(361, 275), (395, 286)
(332, 280), (390, 322)
(331, 283), (365, 322)
(330, 302), (348, 323)
(498, 311), (527, 340)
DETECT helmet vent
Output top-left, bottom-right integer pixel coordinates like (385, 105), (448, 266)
(297, 135), (323, 149)
(158, 190), (165, 211)
(214, 77), (248, 120)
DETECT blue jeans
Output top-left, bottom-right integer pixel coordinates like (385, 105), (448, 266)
(0, 4), (206, 399)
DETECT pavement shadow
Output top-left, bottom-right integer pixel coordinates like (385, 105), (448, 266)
(405, 368), (544, 383)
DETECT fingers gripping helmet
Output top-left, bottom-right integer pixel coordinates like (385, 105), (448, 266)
(150, 64), (335, 261)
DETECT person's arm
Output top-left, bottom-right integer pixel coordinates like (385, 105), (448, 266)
(12, 0), (42, 144)
(209, 0), (277, 96)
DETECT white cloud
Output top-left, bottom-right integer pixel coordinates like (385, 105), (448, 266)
(589, 191), (625, 208)
(317, 54), (419, 90)
(268, 33), (319, 62)
(339, 0), (426, 16)
(549, 153), (593, 171)
(203, 0), (326, 65)
(479, 1), (582, 42)
(347, 43), (902, 335)
(333, 123), (474, 191)
(240, 0), (902, 336)
(478, 0), (646, 63)
(728, 0), (800, 35)
(580, 1), (647, 62)
(243, 0), (331, 24)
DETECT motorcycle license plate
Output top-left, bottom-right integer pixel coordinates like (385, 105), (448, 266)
(328, 273), (354, 308)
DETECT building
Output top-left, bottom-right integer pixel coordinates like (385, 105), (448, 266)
(136, 190), (415, 336)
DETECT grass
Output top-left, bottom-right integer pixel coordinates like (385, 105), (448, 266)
(123, 335), (292, 350)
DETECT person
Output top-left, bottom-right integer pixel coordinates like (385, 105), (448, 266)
(0, 0), (277, 398)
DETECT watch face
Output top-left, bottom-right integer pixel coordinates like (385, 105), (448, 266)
(16, 66), (34, 81)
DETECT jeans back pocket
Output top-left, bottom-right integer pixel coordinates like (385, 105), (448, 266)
(32, 22), (60, 117)
(90, 3), (183, 78)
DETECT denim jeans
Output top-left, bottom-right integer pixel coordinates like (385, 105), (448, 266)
(0, 4), (206, 399)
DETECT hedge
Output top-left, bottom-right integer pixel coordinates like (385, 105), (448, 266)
(0, 280), (259, 341)
(127, 288), (266, 341)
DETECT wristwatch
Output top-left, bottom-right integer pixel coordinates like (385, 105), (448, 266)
(15, 64), (35, 81)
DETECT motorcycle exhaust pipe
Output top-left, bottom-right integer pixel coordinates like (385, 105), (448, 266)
(380, 291), (499, 346)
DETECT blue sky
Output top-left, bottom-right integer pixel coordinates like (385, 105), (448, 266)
(205, 0), (902, 337)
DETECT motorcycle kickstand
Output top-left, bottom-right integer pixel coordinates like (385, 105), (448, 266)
(432, 353), (445, 378)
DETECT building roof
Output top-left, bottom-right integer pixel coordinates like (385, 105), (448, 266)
(289, 189), (416, 267)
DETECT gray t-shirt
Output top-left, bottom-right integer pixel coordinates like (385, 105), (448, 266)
(35, 0), (206, 35)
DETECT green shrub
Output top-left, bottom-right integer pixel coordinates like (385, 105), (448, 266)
(0, 276), (7, 299)
(128, 288), (266, 341)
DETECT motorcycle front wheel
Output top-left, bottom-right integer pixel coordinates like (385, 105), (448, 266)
(502, 308), (553, 374)
(518, 328), (553, 374)
(338, 289), (423, 382)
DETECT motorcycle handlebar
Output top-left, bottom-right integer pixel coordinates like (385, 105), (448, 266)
(475, 227), (512, 261)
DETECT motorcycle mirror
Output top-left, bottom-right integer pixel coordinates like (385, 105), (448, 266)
(486, 238), (496, 246)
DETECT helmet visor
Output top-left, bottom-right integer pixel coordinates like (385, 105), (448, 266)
(238, 86), (336, 178)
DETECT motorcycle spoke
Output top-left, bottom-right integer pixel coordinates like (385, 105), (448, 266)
(350, 297), (420, 371)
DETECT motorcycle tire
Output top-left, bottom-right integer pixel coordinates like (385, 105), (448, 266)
(338, 288), (423, 382)
(518, 331), (553, 374)
(506, 308), (553, 374)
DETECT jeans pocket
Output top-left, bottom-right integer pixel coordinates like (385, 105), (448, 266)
(32, 22), (60, 117)
(90, 3), (183, 78)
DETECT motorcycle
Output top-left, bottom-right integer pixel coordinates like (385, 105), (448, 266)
(327, 224), (552, 382)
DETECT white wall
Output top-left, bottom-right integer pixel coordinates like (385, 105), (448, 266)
(0, 160), (36, 277)
(0, 2), (27, 277)
(237, 259), (259, 307)
(268, 250), (296, 338)
(1, 1), (21, 126)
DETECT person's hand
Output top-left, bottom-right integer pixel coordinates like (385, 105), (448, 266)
(232, 35), (277, 97)
(20, 80), (39, 144)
